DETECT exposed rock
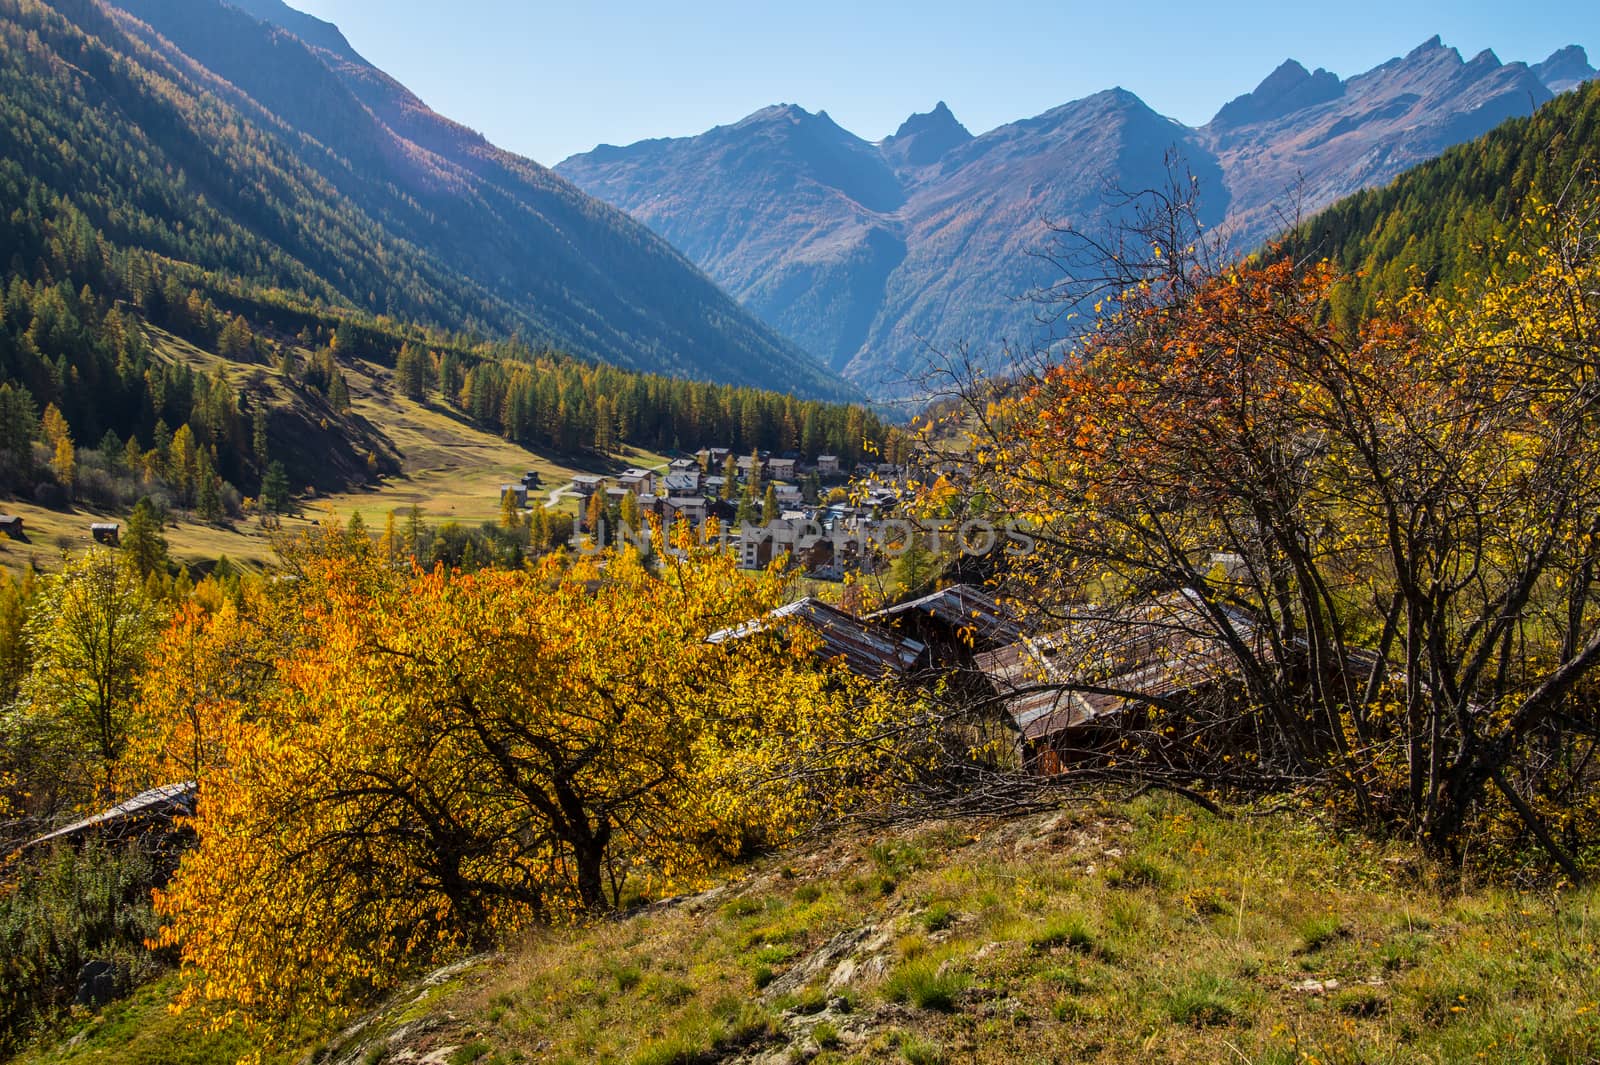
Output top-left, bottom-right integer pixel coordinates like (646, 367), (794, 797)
(558, 37), (1568, 399)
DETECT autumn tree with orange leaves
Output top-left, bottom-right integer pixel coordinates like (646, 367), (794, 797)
(934, 185), (1600, 879)
(149, 530), (918, 1036)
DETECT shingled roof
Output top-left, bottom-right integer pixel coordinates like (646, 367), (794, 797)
(20, 781), (197, 851)
(708, 597), (926, 679)
(977, 588), (1271, 742)
(865, 583), (1024, 650)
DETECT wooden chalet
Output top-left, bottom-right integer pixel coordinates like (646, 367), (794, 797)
(976, 588), (1272, 774)
(708, 597), (927, 680)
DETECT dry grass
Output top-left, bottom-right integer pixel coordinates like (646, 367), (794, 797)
(15, 797), (1600, 1064)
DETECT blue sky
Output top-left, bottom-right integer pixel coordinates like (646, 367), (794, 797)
(287, 1), (1595, 166)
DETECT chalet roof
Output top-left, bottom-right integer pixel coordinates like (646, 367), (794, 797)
(23, 781), (197, 850)
(662, 472), (701, 493)
(976, 588), (1269, 741)
(90, 523), (120, 532)
(707, 597), (926, 679)
(866, 583), (1024, 649)
(665, 496), (706, 511)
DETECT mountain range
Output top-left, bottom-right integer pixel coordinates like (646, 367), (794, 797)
(0, 0), (856, 400)
(558, 39), (1595, 397)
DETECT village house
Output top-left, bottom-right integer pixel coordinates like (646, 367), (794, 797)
(975, 588), (1272, 775)
(20, 781), (197, 854)
(664, 495), (707, 527)
(669, 457), (699, 474)
(774, 483), (803, 506)
(699, 447), (732, 468)
(738, 517), (803, 569)
(91, 523), (120, 546)
(866, 584), (1023, 658)
(816, 454), (841, 476)
(767, 456), (797, 481)
(705, 496), (739, 526)
(499, 483), (529, 507)
(0, 515), (22, 539)
(617, 468), (654, 494)
(736, 454), (764, 478)
(708, 597), (927, 680)
(571, 474), (605, 497)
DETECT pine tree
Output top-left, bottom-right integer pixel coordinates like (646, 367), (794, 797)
(261, 461), (290, 516)
(746, 450), (762, 496)
(405, 505), (426, 558)
(0, 384), (38, 483)
(328, 369), (350, 413)
(381, 511), (399, 563)
(396, 343), (428, 400)
(123, 498), (169, 577)
(594, 395), (614, 454)
(196, 448), (222, 523)
(762, 484), (779, 524)
(252, 402), (270, 475)
(52, 436), (76, 491)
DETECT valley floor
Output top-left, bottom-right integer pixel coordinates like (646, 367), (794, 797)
(15, 795), (1599, 1065)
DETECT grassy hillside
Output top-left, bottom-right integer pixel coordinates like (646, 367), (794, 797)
(0, 327), (647, 575)
(17, 797), (1597, 1064)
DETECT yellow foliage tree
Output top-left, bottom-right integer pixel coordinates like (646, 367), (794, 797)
(153, 542), (915, 1035)
(936, 190), (1600, 876)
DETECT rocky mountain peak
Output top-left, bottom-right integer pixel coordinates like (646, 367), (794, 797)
(1210, 58), (1342, 130)
(881, 100), (973, 170)
(1534, 45), (1597, 93)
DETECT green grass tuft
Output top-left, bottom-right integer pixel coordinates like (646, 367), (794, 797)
(1030, 913), (1095, 953)
(1161, 973), (1241, 1027)
(883, 958), (969, 1013)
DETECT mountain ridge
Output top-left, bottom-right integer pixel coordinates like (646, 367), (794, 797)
(2, 0), (858, 400)
(558, 38), (1593, 397)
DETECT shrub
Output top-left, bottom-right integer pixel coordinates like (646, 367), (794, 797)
(0, 839), (163, 1052)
